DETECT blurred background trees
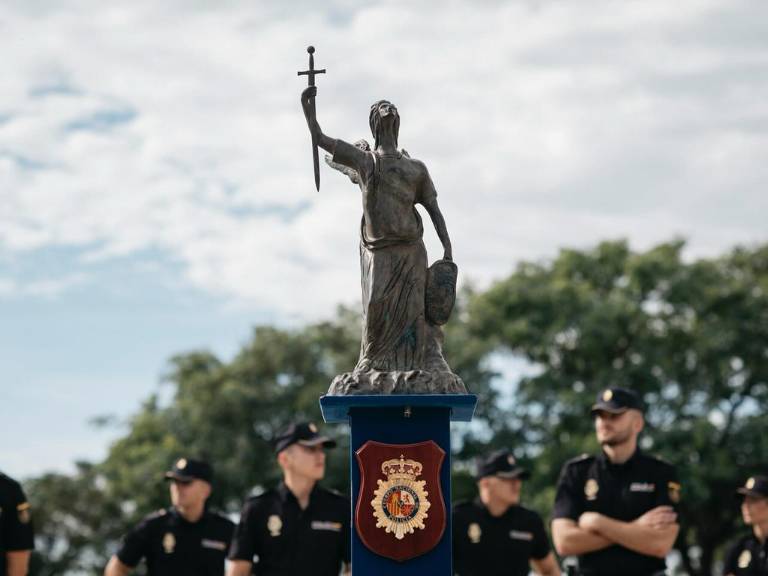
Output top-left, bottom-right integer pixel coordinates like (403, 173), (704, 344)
(20, 239), (768, 576)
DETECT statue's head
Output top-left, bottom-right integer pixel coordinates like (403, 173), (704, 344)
(369, 100), (400, 149)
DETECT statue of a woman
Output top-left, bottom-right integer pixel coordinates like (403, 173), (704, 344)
(302, 86), (466, 394)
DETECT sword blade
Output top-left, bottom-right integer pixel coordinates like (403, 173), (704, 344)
(312, 135), (320, 191)
(310, 99), (320, 191)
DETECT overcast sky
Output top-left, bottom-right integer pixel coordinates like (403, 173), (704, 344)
(1, 0), (766, 479)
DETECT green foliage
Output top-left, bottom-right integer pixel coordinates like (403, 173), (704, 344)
(23, 240), (768, 576)
(466, 240), (768, 576)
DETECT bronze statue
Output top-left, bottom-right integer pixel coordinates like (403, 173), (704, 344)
(300, 49), (466, 395)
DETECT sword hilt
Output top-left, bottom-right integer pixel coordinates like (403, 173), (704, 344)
(297, 45), (326, 87)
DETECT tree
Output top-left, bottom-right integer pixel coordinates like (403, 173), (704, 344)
(27, 306), (363, 574)
(26, 239), (766, 576)
(465, 240), (768, 576)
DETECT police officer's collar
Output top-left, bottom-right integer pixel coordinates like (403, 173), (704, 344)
(169, 505), (209, 525)
(474, 496), (519, 517)
(598, 447), (641, 469)
(278, 480), (320, 505)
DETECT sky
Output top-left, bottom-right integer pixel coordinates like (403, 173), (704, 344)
(1, 0), (767, 480)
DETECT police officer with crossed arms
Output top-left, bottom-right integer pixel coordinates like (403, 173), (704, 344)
(0, 471), (34, 576)
(551, 387), (681, 576)
(453, 449), (560, 576)
(104, 458), (234, 576)
(227, 422), (350, 576)
(723, 475), (768, 575)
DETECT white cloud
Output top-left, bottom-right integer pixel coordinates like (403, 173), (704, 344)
(0, 272), (88, 299)
(0, 0), (766, 315)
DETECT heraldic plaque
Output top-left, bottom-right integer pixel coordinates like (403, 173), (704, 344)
(299, 46), (477, 574)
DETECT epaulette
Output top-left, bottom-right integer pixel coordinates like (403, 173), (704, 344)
(325, 487), (349, 501)
(140, 508), (169, 525)
(244, 488), (278, 508)
(566, 453), (594, 466)
(207, 509), (235, 523)
(651, 454), (674, 466)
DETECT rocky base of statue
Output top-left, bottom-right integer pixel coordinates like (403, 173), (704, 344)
(327, 368), (467, 395)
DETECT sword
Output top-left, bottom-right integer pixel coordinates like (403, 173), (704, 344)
(298, 45), (326, 191)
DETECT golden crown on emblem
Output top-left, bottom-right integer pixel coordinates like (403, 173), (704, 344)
(381, 455), (423, 479)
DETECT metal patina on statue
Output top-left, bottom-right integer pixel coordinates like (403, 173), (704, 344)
(299, 47), (467, 395)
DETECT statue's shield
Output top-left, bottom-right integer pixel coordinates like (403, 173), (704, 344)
(355, 440), (446, 562)
(425, 259), (458, 325)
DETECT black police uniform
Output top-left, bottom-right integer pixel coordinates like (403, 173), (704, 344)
(0, 472), (34, 576)
(553, 449), (679, 576)
(723, 534), (768, 576)
(453, 449), (552, 576)
(229, 482), (350, 576)
(722, 475), (768, 576)
(453, 498), (551, 576)
(553, 387), (680, 576)
(116, 507), (234, 576)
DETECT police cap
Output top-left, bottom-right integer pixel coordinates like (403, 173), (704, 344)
(736, 475), (768, 499)
(476, 449), (530, 481)
(590, 387), (645, 416)
(274, 421), (337, 454)
(164, 457), (214, 483)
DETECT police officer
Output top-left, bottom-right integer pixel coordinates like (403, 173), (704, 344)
(551, 387), (680, 576)
(104, 458), (234, 576)
(453, 449), (561, 576)
(227, 422), (350, 576)
(0, 471), (34, 576)
(723, 475), (768, 575)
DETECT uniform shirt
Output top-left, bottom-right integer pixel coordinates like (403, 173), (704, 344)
(553, 449), (680, 576)
(0, 473), (34, 576)
(229, 482), (350, 576)
(723, 533), (768, 576)
(453, 499), (551, 576)
(116, 507), (234, 576)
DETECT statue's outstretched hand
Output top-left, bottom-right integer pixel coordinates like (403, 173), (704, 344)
(301, 86), (317, 121)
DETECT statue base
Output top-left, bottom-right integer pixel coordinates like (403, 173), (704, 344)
(327, 369), (467, 395)
(320, 394), (477, 575)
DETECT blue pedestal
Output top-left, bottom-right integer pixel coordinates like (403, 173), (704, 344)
(320, 394), (478, 576)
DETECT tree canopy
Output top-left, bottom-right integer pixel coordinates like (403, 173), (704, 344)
(22, 239), (768, 576)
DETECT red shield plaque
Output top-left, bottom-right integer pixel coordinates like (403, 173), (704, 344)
(355, 440), (446, 562)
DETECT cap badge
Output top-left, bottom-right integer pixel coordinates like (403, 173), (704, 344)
(746, 477), (756, 490)
(507, 455), (516, 466)
(602, 389), (613, 401)
(738, 549), (752, 569)
(668, 481), (681, 503)
(176, 458), (187, 470)
(309, 423), (318, 433)
(267, 514), (283, 537)
(585, 478), (599, 500)
(162, 532), (176, 554)
(468, 522), (482, 544)
(16, 502), (31, 524)
(371, 455), (431, 540)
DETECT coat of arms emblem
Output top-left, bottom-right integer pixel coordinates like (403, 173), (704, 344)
(371, 455), (431, 539)
(355, 440), (446, 562)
